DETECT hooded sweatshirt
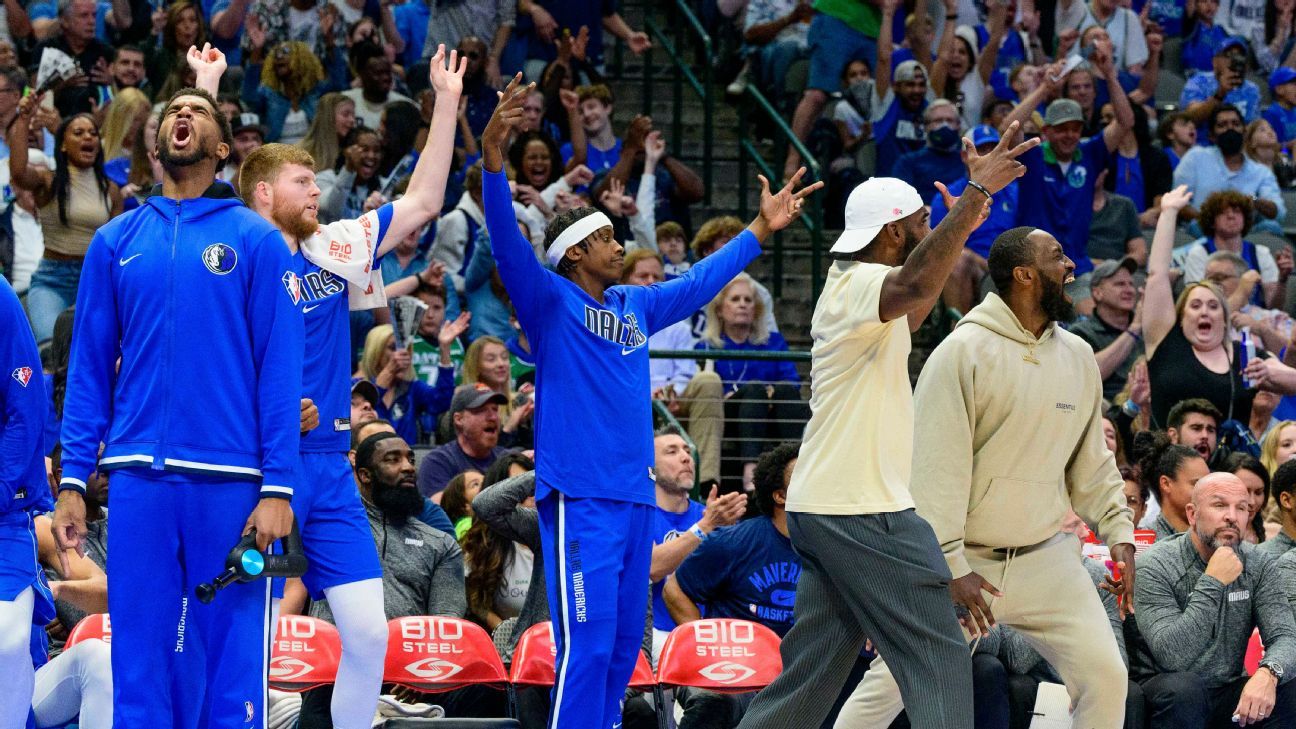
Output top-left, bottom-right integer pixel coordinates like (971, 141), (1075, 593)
(911, 293), (1134, 579)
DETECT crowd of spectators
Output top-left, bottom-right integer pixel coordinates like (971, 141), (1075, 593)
(20, 0), (1296, 725)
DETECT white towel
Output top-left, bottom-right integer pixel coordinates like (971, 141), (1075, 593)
(298, 214), (388, 311)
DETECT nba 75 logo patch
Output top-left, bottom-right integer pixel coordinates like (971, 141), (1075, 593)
(11, 366), (31, 387)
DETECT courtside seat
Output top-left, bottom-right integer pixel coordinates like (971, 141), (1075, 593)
(656, 619), (782, 694)
(379, 616), (518, 727)
(269, 615), (342, 692)
(64, 613), (111, 648)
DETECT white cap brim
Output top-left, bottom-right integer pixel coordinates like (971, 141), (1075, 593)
(829, 224), (885, 254)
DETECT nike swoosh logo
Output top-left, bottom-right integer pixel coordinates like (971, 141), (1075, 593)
(303, 304), (320, 313)
(118, 254), (142, 266)
(621, 346), (638, 356)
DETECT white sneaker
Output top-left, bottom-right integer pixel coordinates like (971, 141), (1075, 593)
(726, 62), (750, 96)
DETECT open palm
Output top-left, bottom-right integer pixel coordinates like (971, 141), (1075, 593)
(758, 167), (824, 232)
(429, 44), (467, 96)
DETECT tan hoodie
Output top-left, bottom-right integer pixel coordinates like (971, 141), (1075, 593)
(911, 293), (1134, 579)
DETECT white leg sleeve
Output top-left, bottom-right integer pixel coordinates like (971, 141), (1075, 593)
(33, 638), (114, 729)
(323, 579), (387, 729)
(0, 587), (35, 728)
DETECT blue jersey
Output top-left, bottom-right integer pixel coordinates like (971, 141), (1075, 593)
(483, 169), (761, 505)
(1016, 137), (1112, 275)
(652, 501), (705, 632)
(1, 278), (48, 514)
(1263, 102), (1296, 146)
(674, 517), (801, 636)
(930, 178), (1019, 259)
(59, 185), (304, 499)
(561, 138), (623, 176)
(298, 204), (393, 452)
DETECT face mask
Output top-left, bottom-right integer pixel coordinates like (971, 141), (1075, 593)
(928, 125), (961, 152)
(1217, 129), (1244, 156)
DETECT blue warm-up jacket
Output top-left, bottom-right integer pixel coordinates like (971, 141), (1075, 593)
(58, 183), (304, 499)
(1, 277), (48, 514)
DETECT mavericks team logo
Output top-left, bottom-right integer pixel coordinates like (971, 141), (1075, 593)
(583, 307), (647, 354)
(202, 243), (237, 275)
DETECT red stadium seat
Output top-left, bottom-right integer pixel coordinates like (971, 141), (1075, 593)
(269, 616), (343, 692)
(656, 619), (782, 693)
(384, 616), (509, 693)
(509, 622), (556, 687)
(65, 613), (111, 648)
(628, 649), (656, 691)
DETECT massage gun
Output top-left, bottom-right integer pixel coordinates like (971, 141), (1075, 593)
(195, 523), (308, 604)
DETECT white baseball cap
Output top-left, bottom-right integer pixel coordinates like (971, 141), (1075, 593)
(830, 178), (925, 254)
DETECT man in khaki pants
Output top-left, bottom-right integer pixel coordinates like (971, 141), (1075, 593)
(836, 227), (1137, 729)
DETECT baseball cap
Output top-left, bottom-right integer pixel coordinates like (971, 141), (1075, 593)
(1044, 99), (1085, 127)
(451, 383), (509, 414)
(894, 60), (926, 83)
(1271, 67), (1296, 90)
(351, 380), (379, 407)
(1214, 36), (1247, 57)
(232, 112), (267, 139)
(830, 178), (925, 255)
(966, 124), (1000, 147)
(1089, 256), (1137, 290)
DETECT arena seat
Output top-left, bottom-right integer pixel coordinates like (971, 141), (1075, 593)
(629, 649), (656, 691)
(508, 622), (556, 687)
(269, 615), (343, 692)
(656, 619), (782, 693)
(384, 616), (510, 693)
(64, 613), (111, 648)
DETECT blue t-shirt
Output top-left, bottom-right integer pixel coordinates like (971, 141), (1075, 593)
(891, 147), (966, 204)
(392, 0), (429, 69)
(873, 95), (927, 178)
(297, 204), (392, 452)
(560, 138), (623, 176)
(1181, 23), (1227, 74)
(674, 517), (801, 637)
(1264, 102), (1296, 146)
(652, 500), (705, 632)
(43, 373), (59, 457)
(1016, 137), (1112, 275)
(1112, 154), (1146, 214)
(697, 333), (799, 390)
(1180, 72), (1261, 141)
(930, 178), (1019, 259)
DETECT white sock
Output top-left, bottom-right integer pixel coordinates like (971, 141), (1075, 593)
(33, 637), (114, 729)
(323, 579), (387, 729)
(0, 588), (35, 728)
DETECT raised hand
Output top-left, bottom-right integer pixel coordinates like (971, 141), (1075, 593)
(623, 115), (654, 152)
(644, 130), (666, 169)
(428, 44), (467, 97)
(935, 180), (991, 230)
(482, 74), (534, 172)
(1159, 184), (1193, 213)
(186, 43), (227, 95)
(752, 166), (825, 240)
(530, 3), (558, 44)
(626, 30), (652, 55)
(571, 25), (590, 61)
(14, 91), (44, 124)
(966, 121), (1039, 195)
(564, 164), (594, 188)
(559, 87), (580, 114)
(439, 311), (471, 348)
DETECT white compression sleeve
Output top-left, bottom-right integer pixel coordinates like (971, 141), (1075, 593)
(0, 587), (35, 728)
(32, 637), (114, 729)
(323, 579), (387, 729)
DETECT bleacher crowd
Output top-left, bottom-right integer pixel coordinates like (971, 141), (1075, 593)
(12, 0), (1296, 726)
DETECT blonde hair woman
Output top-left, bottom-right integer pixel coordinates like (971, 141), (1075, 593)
(100, 87), (151, 162)
(299, 93), (357, 172)
(696, 273), (806, 487)
(357, 321), (464, 444)
(462, 335), (533, 448)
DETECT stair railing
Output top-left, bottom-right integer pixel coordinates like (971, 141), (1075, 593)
(641, 0), (714, 204)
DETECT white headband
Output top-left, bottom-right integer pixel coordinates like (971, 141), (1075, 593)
(547, 212), (613, 267)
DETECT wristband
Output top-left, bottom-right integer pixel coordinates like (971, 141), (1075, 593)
(688, 522), (708, 542)
(966, 180), (993, 200)
(1122, 400), (1140, 417)
(1125, 329), (1142, 342)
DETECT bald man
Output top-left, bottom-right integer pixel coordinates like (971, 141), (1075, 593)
(836, 227), (1136, 729)
(1133, 473), (1296, 729)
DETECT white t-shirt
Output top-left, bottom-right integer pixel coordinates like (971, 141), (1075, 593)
(279, 107), (309, 145)
(287, 5), (319, 48)
(1182, 239), (1279, 285)
(494, 543), (533, 619)
(342, 88), (415, 129)
(785, 261), (917, 515)
(833, 100), (867, 139)
(956, 72), (986, 132)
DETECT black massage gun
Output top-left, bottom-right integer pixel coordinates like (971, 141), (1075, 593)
(195, 523), (308, 604)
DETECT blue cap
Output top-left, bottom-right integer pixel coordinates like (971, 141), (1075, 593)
(1214, 36), (1247, 57)
(967, 124), (1000, 147)
(1271, 66), (1296, 89)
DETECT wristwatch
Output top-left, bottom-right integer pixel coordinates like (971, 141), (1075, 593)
(1261, 660), (1285, 681)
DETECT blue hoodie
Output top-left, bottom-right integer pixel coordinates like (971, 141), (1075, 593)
(1, 277), (48, 514)
(59, 184), (304, 499)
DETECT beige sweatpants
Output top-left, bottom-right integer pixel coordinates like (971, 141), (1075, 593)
(677, 370), (724, 484)
(832, 534), (1128, 729)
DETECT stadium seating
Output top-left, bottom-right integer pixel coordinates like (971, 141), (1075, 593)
(269, 615), (343, 692)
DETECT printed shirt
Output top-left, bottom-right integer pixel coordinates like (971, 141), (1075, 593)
(652, 501), (705, 632)
(674, 517), (800, 636)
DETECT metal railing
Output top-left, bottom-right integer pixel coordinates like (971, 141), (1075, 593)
(737, 85), (826, 302)
(641, 0), (714, 204)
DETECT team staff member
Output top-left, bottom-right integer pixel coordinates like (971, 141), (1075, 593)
(842, 226), (1138, 728)
(51, 51), (305, 727)
(190, 43), (468, 729)
(739, 126), (1038, 729)
(0, 275), (53, 727)
(479, 75), (822, 729)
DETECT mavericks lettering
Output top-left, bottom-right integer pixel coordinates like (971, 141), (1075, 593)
(583, 307), (647, 351)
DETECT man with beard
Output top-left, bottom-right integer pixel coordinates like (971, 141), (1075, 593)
(838, 226), (1137, 728)
(1167, 398), (1222, 464)
(739, 127), (1036, 729)
(1133, 473), (1296, 728)
(303, 432), (487, 723)
(203, 46), (466, 729)
(51, 45), (304, 728)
